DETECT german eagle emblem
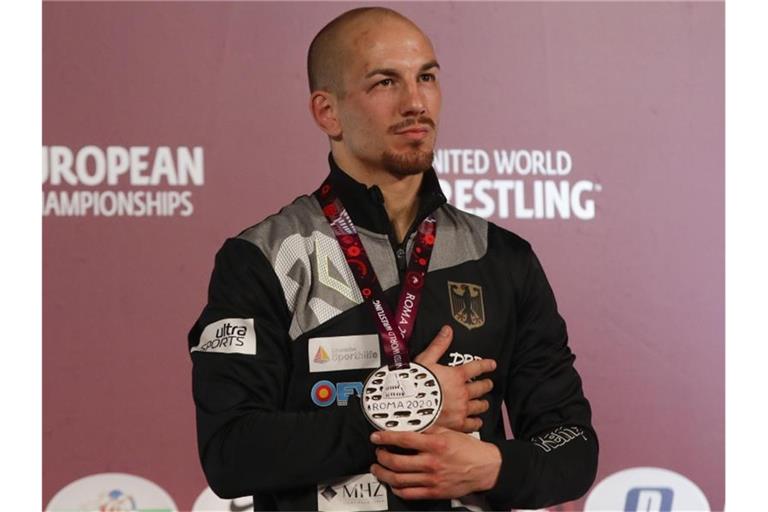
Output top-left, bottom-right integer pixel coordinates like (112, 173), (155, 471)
(447, 281), (485, 330)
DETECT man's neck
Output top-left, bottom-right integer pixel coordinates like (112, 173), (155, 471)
(333, 152), (423, 244)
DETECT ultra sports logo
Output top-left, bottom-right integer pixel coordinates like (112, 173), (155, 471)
(191, 318), (256, 356)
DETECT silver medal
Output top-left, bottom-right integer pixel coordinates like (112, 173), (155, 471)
(361, 362), (443, 432)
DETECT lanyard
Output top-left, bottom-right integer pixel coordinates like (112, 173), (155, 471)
(316, 179), (437, 370)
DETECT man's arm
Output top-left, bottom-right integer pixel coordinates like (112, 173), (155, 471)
(482, 245), (598, 509)
(189, 238), (376, 498)
(369, 243), (598, 509)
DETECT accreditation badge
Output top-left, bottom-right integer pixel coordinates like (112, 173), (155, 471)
(361, 362), (442, 432)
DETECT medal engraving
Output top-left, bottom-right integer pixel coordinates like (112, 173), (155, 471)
(362, 363), (442, 432)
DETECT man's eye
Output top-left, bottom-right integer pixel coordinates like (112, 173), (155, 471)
(419, 73), (436, 82)
(378, 78), (394, 87)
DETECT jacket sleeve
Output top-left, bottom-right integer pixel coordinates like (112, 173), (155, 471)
(189, 238), (376, 499)
(484, 244), (599, 509)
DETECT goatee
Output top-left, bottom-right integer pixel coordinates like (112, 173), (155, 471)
(382, 148), (434, 177)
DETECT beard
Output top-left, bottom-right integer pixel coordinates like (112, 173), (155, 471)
(381, 146), (434, 177)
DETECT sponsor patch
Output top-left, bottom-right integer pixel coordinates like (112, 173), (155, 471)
(191, 318), (256, 355)
(308, 335), (380, 373)
(317, 473), (387, 512)
(448, 281), (485, 329)
(448, 352), (483, 367)
(311, 380), (363, 407)
(531, 426), (588, 453)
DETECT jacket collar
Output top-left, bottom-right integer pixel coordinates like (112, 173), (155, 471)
(322, 153), (447, 237)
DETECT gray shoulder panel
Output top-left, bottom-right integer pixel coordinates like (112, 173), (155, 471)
(237, 195), (326, 246)
(429, 203), (488, 272)
(237, 195), (359, 340)
(236, 197), (487, 341)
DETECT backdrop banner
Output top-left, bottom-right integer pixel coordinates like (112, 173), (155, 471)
(43, 2), (724, 511)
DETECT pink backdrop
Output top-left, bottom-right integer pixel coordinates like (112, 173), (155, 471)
(43, 2), (724, 510)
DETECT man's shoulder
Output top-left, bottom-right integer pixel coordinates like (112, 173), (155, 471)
(235, 193), (325, 252)
(436, 202), (532, 257)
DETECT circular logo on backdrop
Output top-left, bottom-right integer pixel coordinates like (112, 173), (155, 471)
(45, 472), (178, 512)
(192, 487), (254, 511)
(585, 467), (710, 512)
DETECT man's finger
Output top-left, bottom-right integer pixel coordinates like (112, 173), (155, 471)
(460, 417), (483, 432)
(391, 486), (438, 500)
(466, 399), (489, 416)
(371, 463), (434, 489)
(414, 325), (453, 365)
(461, 358), (497, 380)
(466, 379), (494, 400)
(371, 431), (435, 452)
(376, 448), (434, 472)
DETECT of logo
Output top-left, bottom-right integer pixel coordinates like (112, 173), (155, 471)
(191, 487), (254, 511)
(308, 335), (380, 373)
(191, 318), (256, 355)
(317, 473), (388, 511)
(45, 472), (177, 512)
(448, 281), (485, 329)
(447, 352), (482, 367)
(311, 380), (363, 407)
(584, 467), (710, 512)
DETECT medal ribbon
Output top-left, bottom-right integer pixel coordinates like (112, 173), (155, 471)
(316, 179), (437, 370)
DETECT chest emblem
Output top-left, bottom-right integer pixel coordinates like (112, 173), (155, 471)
(447, 281), (485, 330)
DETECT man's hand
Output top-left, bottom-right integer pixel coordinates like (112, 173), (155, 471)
(369, 427), (502, 500)
(414, 325), (496, 432)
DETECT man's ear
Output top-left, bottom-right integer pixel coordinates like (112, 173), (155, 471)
(309, 91), (342, 139)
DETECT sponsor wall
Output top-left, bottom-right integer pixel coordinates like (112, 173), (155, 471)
(43, 2), (723, 511)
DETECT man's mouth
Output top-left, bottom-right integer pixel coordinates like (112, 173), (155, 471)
(395, 126), (430, 140)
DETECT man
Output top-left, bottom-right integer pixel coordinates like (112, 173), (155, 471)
(189, 7), (598, 511)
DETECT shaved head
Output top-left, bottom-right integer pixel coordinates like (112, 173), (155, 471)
(307, 7), (424, 97)
(307, 6), (441, 180)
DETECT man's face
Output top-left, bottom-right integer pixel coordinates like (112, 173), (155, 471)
(335, 19), (441, 176)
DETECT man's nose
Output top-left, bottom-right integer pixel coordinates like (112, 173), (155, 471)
(400, 80), (427, 116)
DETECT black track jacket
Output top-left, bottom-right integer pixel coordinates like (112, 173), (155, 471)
(189, 156), (598, 511)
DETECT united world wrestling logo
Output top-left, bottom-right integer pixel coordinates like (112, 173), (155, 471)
(447, 281), (485, 329)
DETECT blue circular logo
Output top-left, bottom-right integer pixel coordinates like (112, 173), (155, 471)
(311, 380), (337, 407)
